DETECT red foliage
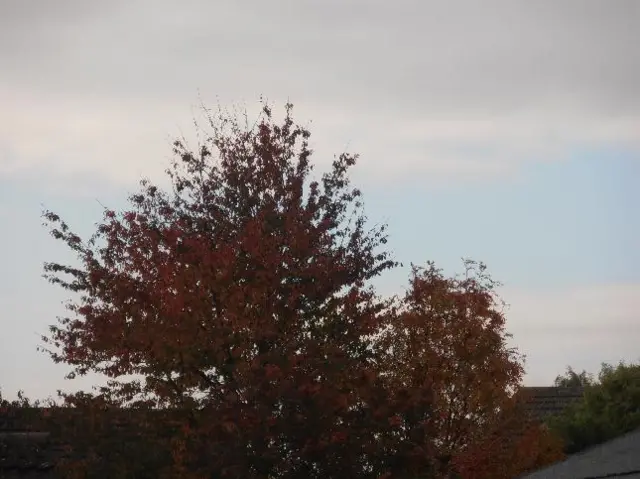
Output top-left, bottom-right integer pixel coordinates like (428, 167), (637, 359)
(376, 261), (565, 477)
(451, 394), (566, 478)
(40, 102), (563, 478)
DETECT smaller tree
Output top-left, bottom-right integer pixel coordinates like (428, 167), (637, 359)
(548, 360), (640, 454)
(379, 260), (565, 478)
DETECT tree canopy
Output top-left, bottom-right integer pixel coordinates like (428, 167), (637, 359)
(548, 360), (640, 454)
(553, 366), (594, 388)
(38, 102), (563, 478)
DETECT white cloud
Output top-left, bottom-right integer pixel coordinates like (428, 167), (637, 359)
(1, 88), (638, 190)
(502, 283), (640, 386)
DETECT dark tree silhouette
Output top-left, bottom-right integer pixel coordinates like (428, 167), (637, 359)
(40, 102), (564, 479)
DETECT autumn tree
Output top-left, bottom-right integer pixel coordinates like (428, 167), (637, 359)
(548, 360), (640, 454)
(40, 102), (440, 478)
(379, 261), (565, 478)
(40, 101), (563, 478)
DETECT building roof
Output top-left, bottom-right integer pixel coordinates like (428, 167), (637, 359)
(520, 387), (585, 422)
(0, 386), (588, 476)
(519, 426), (640, 479)
(0, 431), (60, 478)
(0, 407), (66, 477)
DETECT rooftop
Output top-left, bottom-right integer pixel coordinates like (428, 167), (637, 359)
(520, 386), (585, 422)
(520, 426), (640, 479)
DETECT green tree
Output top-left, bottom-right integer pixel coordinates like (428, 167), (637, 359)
(553, 366), (594, 388)
(547, 360), (640, 454)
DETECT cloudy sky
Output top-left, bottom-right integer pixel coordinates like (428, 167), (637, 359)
(1, 0), (638, 400)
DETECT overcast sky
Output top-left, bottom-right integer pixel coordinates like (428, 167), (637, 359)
(1, 0), (639, 400)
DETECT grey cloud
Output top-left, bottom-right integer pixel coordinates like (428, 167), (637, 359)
(1, 0), (637, 114)
(0, 0), (638, 185)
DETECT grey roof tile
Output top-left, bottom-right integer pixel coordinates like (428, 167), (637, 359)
(520, 427), (640, 479)
(520, 387), (585, 422)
